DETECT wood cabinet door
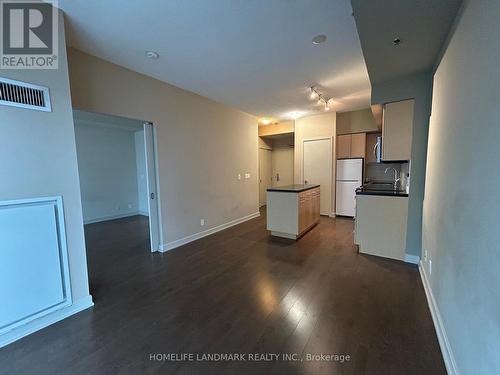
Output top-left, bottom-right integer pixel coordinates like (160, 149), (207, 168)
(336, 134), (351, 158)
(382, 99), (414, 161)
(350, 133), (366, 158)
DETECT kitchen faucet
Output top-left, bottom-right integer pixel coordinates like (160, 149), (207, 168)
(385, 167), (400, 190)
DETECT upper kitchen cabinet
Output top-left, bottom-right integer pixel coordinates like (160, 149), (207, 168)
(337, 134), (351, 158)
(337, 133), (366, 159)
(382, 99), (414, 161)
(350, 133), (366, 158)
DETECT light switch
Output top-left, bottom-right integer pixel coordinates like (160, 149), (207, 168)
(245, 173), (251, 179)
(237, 174), (242, 180)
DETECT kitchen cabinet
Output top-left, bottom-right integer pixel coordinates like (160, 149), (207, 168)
(355, 194), (408, 261)
(266, 185), (320, 239)
(337, 134), (351, 158)
(337, 133), (366, 159)
(382, 99), (414, 161)
(350, 133), (366, 158)
(298, 187), (320, 234)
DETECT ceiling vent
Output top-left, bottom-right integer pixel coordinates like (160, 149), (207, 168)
(0, 77), (51, 112)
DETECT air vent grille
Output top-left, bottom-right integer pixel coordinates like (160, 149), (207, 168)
(0, 77), (51, 112)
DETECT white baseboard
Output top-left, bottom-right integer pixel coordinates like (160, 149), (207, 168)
(83, 211), (142, 224)
(159, 211), (260, 252)
(404, 253), (420, 264)
(419, 262), (459, 375)
(0, 295), (94, 348)
(138, 210), (149, 216)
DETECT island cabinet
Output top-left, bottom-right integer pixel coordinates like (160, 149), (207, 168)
(266, 185), (320, 239)
(299, 187), (320, 234)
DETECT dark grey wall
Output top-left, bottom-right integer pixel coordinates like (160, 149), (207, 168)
(371, 72), (433, 257)
(422, 0), (500, 373)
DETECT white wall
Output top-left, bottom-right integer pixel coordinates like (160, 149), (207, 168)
(0, 14), (90, 305)
(294, 113), (336, 215)
(134, 130), (149, 215)
(74, 121), (142, 223)
(422, 0), (500, 373)
(67, 48), (259, 248)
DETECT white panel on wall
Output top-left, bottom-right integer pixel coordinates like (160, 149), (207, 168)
(0, 197), (72, 334)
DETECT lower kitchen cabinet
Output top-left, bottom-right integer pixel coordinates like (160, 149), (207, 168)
(355, 195), (408, 261)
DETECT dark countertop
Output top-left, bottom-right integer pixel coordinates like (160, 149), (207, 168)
(267, 184), (320, 193)
(356, 183), (408, 197)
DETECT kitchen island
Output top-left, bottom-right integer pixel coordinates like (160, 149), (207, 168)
(266, 184), (320, 239)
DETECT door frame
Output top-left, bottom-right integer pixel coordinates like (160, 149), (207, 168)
(258, 147), (272, 207)
(143, 122), (162, 252)
(302, 137), (333, 216)
(72, 109), (163, 253)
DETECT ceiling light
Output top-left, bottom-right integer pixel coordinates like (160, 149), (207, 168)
(145, 51), (159, 59)
(260, 118), (272, 125)
(312, 34), (327, 45)
(285, 111), (305, 120)
(307, 85), (334, 112)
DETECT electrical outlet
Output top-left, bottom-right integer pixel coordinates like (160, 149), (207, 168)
(200, 219), (205, 226)
(128, 204), (133, 209)
(429, 259), (432, 275)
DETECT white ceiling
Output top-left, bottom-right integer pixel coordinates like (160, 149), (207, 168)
(59, 0), (371, 120)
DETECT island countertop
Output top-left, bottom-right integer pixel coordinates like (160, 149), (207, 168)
(267, 184), (320, 193)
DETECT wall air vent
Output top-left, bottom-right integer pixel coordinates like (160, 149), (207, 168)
(0, 77), (51, 112)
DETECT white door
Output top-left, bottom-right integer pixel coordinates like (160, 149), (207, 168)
(303, 139), (331, 215)
(259, 148), (272, 206)
(144, 123), (161, 252)
(335, 181), (358, 216)
(271, 147), (294, 187)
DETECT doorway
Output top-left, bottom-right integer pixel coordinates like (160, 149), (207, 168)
(73, 110), (161, 252)
(303, 138), (332, 215)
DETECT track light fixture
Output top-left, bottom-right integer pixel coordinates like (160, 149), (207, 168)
(309, 86), (332, 112)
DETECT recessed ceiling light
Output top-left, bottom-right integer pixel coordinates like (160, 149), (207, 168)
(145, 51), (159, 59)
(392, 37), (402, 46)
(312, 35), (327, 45)
(285, 111), (305, 120)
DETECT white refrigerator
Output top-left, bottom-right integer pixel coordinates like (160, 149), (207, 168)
(336, 158), (363, 217)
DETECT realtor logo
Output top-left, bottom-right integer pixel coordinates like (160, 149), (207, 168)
(1, 0), (58, 69)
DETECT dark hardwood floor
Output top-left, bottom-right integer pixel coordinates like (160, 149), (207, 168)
(0, 210), (445, 375)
